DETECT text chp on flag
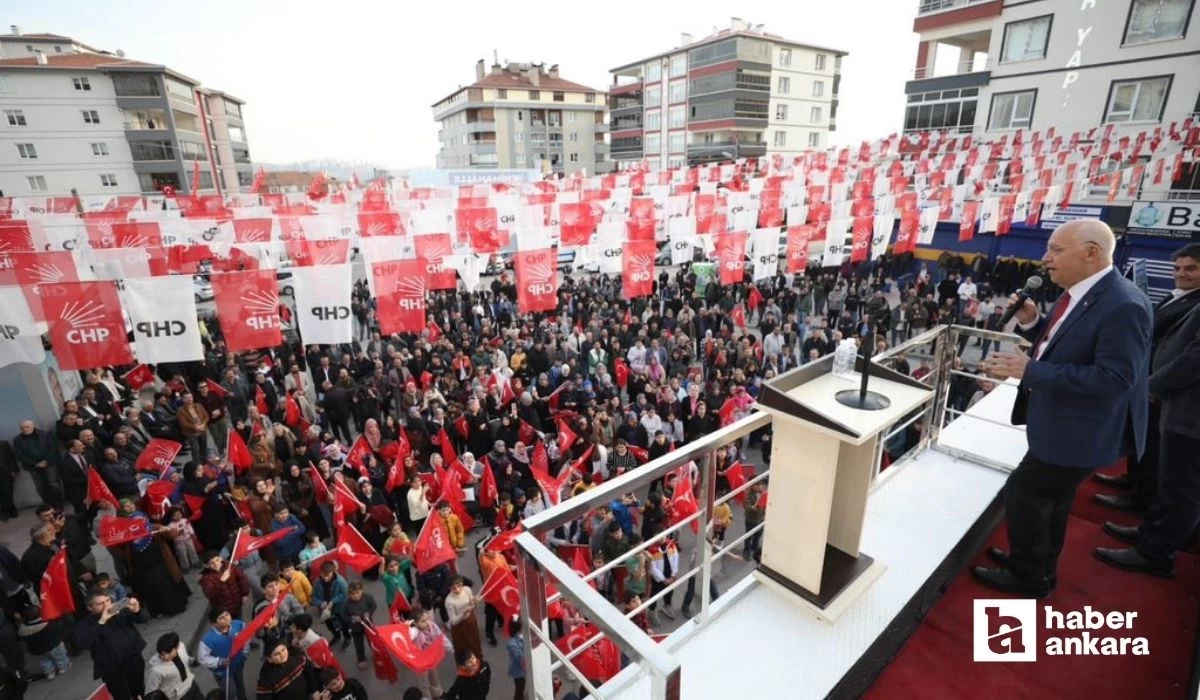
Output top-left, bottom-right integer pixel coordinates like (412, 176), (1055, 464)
(41, 281), (133, 370)
(122, 276), (205, 364)
(372, 259), (429, 335)
(514, 247), (559, 314)
(0, 286), (45, 369)
(292, 263), (353, 345)
(211, 269), (282, 352)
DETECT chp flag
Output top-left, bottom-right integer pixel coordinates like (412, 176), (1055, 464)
(785, 225), (813, 274)
(372, 259), (428, 335)
(622, 239), (656, 299)
(211, 269), (282, 351)
(41, 281), (133, 370)
(292, 264), (353, 345)
(97, 515), (152, 546)
(750, 228), (779, 282)
(122, 276), (205, 363)
(514, 247), (559, 314)
(715, 231), (748, 285)
(134, 438), (183, 473)
(0, 287), (45, 368)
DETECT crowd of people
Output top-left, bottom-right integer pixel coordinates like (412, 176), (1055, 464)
(0, 254), (1017, 700)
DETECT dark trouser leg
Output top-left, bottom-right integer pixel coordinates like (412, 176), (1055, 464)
(28, 465), (65, 508)
(0, 474), (15, 518)
(352, 626), (366, 662)
(484, 602), (501, 641)
(513, 677), (526, 700)
(1128, 402), (1162, 510)
(1004, 454), (1091, 582)
(1138, 431), (1200, 563)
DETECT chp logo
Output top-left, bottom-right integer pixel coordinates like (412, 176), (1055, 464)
(393, 277), (427, 311)
(135, 319), (187, 338)
(973, 600), (1149, 662)
(241, 286), (281, 331)
(311, 304), (349, 321)
(57, 299), (111, 344)
(520, 252), (556, 296)
(626, 253), (654, 283)
(233, 218), (272, 243)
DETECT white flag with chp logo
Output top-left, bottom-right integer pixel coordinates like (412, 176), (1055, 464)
(821, 219), (850, 269)
(0, 287), (46, 368)
(292, 264), (353, 345)
(123, 276), (205, 364)
(750, 228), (780, 282)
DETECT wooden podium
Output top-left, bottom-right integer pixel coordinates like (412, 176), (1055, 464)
(753, 354), (934, 622)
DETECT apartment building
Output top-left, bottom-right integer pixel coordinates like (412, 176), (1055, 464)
(0, 27), (253, 197)
(432, 60), (609, 175)
(905, 0), (1200, 137)
(608, 17), (846, 169)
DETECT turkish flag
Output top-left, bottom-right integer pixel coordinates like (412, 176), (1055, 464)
(479, 457), (498, 509)
(87, 468), (117, 508)
(567, 445), (594, 478)
(86, 685), (114, 700)
(715, 232), (747, 285)
(370, 623), (446, 675)
(725, 462), (748, 504)
(345, 436), (373, 475)
(39, 548), (75, 621)
(413, 234), (457, 291)
(254, 386), (269, 416)
(747, 286), (764, 311)
(135, 439), (182, 474)
(458, 207), (500, 252)
(386, 454), (407, 493)
(305, 638), (345, 679)
(41, 281), (132, 370)
(203, 378), (229, 398)
(627, 197), (656, 241)
(304, 469), (329, 508)
(454, 415), (470, 440)
(622, 239), (656, 299)
(284, 395), (300, 426)
(850, 216), (872, 263)
(373, 259), (428, 335)
(358, 211), (403, 237)
(333, 479), (364, 530)
(438, 477), (475, 530)
(389, 589), (412, 623)
(670, 474), (700, 534)
(730, 305), (746, 330)
(412, 510), (457, 573)
(285, 238), (350, 267)
(211, 270), (282, 351)
(518, 420), (536, 446)
(555, 624), (621, 682)
(183, 493), (205, 521)
(960, 201), (980, 242)
(481, 566), (522, 628)
(232, 526), (297, 563)
(336, 521), (383, 574)
(515, 247), (560, 313)
(123, 364), (156, 392)
(361, 624), (401, 682)
(485, 524), (524, 554)
(554, 420), (576, 455)
(231, 594), (282, 657)
(559, 202), (596, 246)
(227, 430), (253, 474)
(97, 515), (151, 547)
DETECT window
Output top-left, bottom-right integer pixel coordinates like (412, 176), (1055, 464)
(670, 54), (687, 77)
(569, 132), (578, 142)
(1123, 0), (1193, 45)
(1104, 77), (1171, 122)
(91, 142), (109, 156)
(988, 90), (1036, 130)
(645, 133), (661, 153)
(130, 141), (176, 161)
(1001, 15), (1052, 63)
(26, 175), (47, 192)
(570, 153), (579, 162)
(810, 106), (823, 122)
(808, 132), (821, 148)
(777, 77), (790, 94)
(568, 111), (577, 122)
(646, 85), (662, 106)
(72, 76), (91, 91)
(668, 132), (685, 153)
(815, 54), (827, 71)
(813, 81), (825, 98)
(585, 92), (596, 103)
(553, 91), (565, 102)
(16, 143), (37, 159)
(54, 46), (62, 53)
(689, 39), (737, 68)
(529, 90), (540, 100)
(516, 153), (525, 165)
(779, 48), (792, 66)
(669, 80), (686, 104)
(0, 76), (9, 92)
(112, 74), (161, 97)
(82, 109), (100, 124)
(646, 60), (662, 82)
(100, 174), (118, 188)
(228, 125), (246, 142)
(516, 132), (524, 143)
(776, 103), (789, 120)
(774, 131), (787, 147)
(497, 89), (507, 98)
(5, 109), (27, 126)
(645, 110), (661, 130)
(668, 106), (686, 129)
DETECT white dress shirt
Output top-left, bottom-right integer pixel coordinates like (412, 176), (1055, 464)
(1022, 265), (1112, 359)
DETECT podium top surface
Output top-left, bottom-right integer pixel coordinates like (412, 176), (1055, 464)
(761, 371), (934, 446)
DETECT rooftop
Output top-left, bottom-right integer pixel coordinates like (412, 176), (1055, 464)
(0, 52), (157, 69)
(609, 18), (847, 73)
(432, 61), (603, 107)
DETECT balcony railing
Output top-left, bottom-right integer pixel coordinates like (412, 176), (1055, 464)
(912, 58), (992, 81)
(123, 120), (167, 131)
(918, 0), (993, 14)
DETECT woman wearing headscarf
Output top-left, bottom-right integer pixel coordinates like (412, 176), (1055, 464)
(362, 418), (382, 452)
(245, 479), (277, 568)
(247, 433), (275, 483)
(281, 463), (326, 542)
(181, 461), (230, 553)
(116, 498), (191, 617)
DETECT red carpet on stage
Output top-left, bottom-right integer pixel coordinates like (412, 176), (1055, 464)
(866, 466), (1200, 700)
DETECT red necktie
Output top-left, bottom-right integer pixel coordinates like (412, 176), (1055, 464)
(1034, 291), (1072, 358)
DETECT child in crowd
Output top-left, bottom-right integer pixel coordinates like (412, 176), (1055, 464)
(289, 613), (324, 651)
(166, 507), (201, 571)
(17, 605), (70, 680)
(279, 559), (313, 607)
(94, 572), (129, 602)
(344, 581), (377, 671)
(299, 531), (328, 571)
(382, 556), (414, 615)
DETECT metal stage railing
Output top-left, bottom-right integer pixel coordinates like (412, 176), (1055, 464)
(513, 324), (1025, 699)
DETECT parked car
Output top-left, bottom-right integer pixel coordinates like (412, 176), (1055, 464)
(193, 276), (213, 303)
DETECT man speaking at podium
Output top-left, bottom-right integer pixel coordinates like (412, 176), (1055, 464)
(974, 220), (1153, 597)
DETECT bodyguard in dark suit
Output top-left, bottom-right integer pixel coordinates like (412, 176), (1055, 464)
(973, 221), (1153, 597)
(1095, 243), (1200, 576)
(1092, 243), (1200, 511)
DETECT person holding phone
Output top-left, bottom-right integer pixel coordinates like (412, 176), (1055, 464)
(73, 591), (148, 700)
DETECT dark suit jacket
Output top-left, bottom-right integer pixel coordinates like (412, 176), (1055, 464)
(1148, 292), (1200, 439)
(1012, 269), (1153, 468)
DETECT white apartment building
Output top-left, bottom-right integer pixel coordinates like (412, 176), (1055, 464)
(608, 18), (846, 169)
(0, 27), (253, 198)
(905, 0), (1200, 137)
(432, 60), (609, 176)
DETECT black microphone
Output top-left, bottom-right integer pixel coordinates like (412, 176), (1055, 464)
(999, 275), (1044, 327)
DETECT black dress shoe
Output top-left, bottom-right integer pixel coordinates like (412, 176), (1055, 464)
(985, 548), (1057, 587)
(1093, 547), (1174, 577)
(1092, 472), (1132, 489)
(1102, 521), (1141, 545)
(971, 566), (1051, 598)
(1091, 493), (1142, 512)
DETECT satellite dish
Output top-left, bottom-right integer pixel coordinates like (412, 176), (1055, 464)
(115, 49), (125, 57)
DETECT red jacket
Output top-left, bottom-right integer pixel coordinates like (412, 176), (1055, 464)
(200, 566), (249, 616)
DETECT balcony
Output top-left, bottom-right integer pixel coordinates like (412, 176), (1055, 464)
(594, 123), (609, 133)
(918, 0), (992, 14)
(914, 0), (1002, 32)
(688, 140), (767, 159)
(611, 103), (643, 116)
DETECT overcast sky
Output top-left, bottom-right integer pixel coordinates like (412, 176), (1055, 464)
(11, 0), (922, 168)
